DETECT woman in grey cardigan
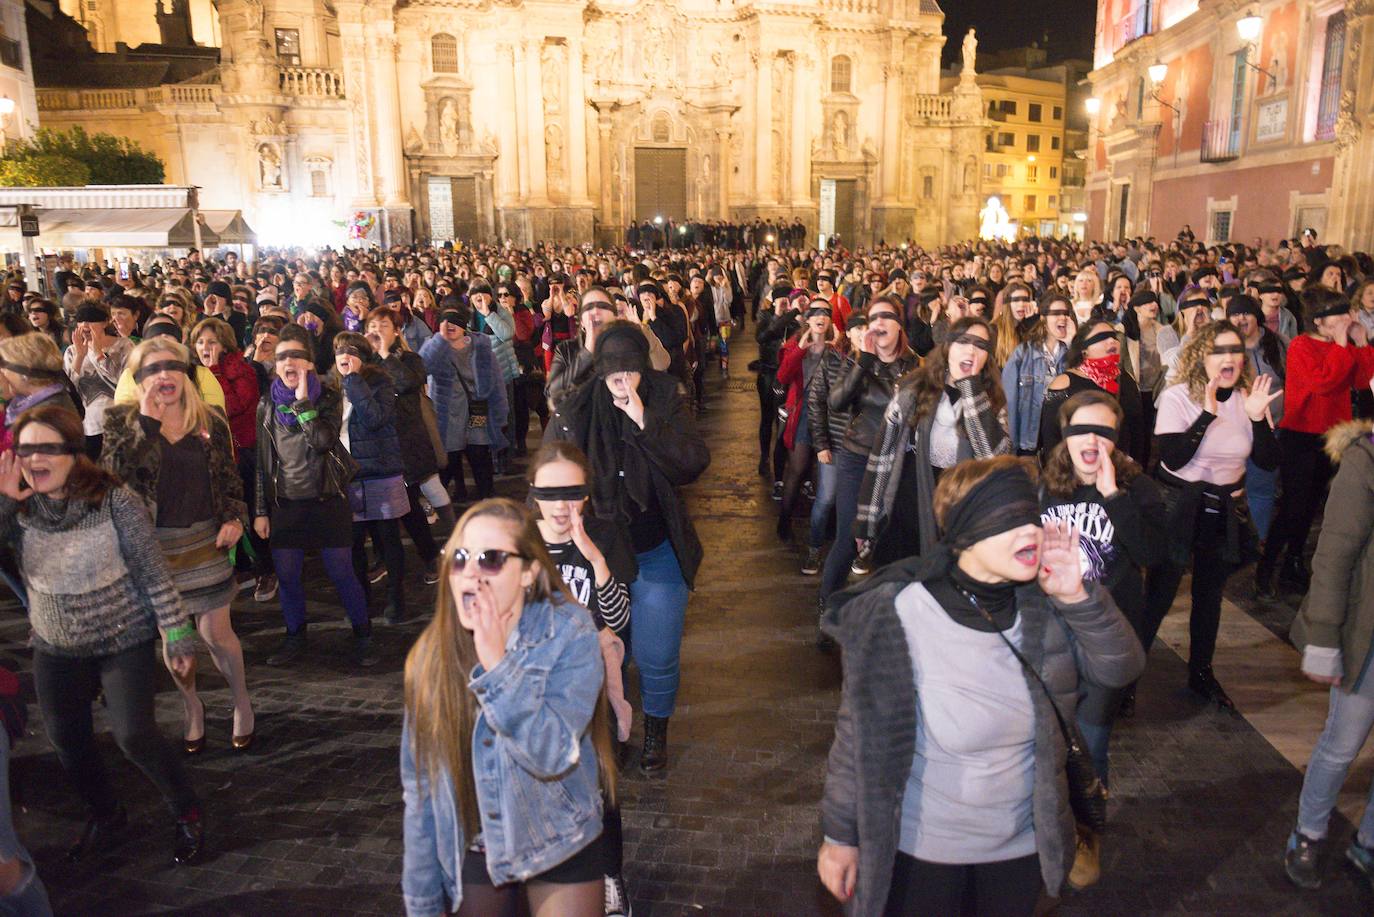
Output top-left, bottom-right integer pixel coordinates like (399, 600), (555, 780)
(818, 457), (1144, 915)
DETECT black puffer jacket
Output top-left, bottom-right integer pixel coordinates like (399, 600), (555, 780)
(339, 364), (404, 480)
(828, 350), (919, 455)
(380, 350), (439, 483)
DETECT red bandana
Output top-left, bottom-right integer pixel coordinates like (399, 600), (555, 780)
(1079, 353), (1121, 395)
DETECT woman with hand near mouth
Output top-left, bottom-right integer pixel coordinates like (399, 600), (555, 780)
(1146, 322), (1282, 709)
(254, 324), (374, 668)
(1039, 392), (1166, 888)
(855, 316), (1010, 568)
(1002, 292), (1077, 456)
(1040, 320), (1147, 464)
(401, 499), (614, 917)
(818, 297), (919, 623)
(0, 406), (205, 865)
(102, 338), (255, 754)
(775, 300), (842, 544)
(550, 321), (709, 774)
(545, 287), (671, 412)
(818, 457), (1145, 916)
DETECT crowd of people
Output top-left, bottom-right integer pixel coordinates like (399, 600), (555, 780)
(0, 223), (1368, 915)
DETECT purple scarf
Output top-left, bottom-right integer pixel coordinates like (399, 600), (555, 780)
(270, 372), (321, 427)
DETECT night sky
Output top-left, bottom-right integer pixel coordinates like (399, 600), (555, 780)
(938, 0), (1098, 67)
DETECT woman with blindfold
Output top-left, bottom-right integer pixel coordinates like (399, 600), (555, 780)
(402, 498), (615, 917)
(551, 321), (709, 774)
(990, 283), (1031, 370)
(1040, 320), (1147, 464)
(102, 337), (254, 754)
(1002, 292), (1076, 456)
(1040, 391), (1165, 887)
(527, 441), (636, 913)
(818, 457), (1145, 917)
(332, 332), (410, 628)
(0, 405), (205, 865)
(855, 316), (1011, 570)
(775, 300), (842, 544)
(1146, 321), (1281, 709)
(254, 324), (374, 668)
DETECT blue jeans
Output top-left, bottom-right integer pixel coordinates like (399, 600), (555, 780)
(1247, 457), (1278, 541)
(808, 459), (839, 549)
(819, 448), (869, 603)
(1077, 717), (1112, 787)
(0, 731), (52, 916)
(1297, 662), (1374, 845)
(629, 539), (689, 719)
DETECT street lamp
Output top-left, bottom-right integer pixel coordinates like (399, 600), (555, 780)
(1148, 60), (1169, 85)
(1235, 13), (1275, 80)
(1084, 96), (1101, 116)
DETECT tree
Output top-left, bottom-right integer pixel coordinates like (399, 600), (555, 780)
(0, 127), (164, 186)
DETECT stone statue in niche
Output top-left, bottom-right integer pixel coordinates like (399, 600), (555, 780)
(542, 43), (565, 114)
(258, 142), (282, 189)
(962, 29), (977, 76)
(832, 110), (851, 154)
(440, 99), (460, 156)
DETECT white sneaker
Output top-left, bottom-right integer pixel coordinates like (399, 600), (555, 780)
(604, 874), (632, 917)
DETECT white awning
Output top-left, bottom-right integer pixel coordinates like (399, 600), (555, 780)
(0, 208), (220, 249)
(201, 210), (257, 245)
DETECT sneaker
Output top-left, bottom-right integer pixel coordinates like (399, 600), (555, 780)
(604, 873), (632, 917)
(236, 573), (256, 594)
(266, 631), (306, 667)
(851, 544), (873, 577)
(253, 574), (278, 603)
(771, 481), (783, 501)
(1347, 837), (1374, 882)
(802, 480), (816, 501)
(383, 604), (408, 626)
(352, 634), (379, 668)
(801, 547), (822, 576)
(1285, 830), (1324, 889)
(368, 562), (387, 584)
(1068, 827), (1101, 889)
(423, 567), (440, 586)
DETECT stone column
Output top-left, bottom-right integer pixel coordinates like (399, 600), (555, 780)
(367, 29), (408, 207)
(598, 108), (614, 224)
(495, 43), (519, 206)
(512, 41), (532, 200)
(879, 41), (902, 202)
(716, 127), (730, 218)
(524, 37), (549, 204)
(567, 37), (591, 205)
(754, 50), (773, 204)
(790, 52), (810, 207)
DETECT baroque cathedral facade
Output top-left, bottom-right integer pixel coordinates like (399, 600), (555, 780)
(40, 0), (988, 247)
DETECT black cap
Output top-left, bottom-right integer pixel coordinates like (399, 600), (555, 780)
(593, 321), (650, 378)
(207, 280), (233, 300)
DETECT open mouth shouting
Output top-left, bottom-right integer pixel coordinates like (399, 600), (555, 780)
(1013, 541), (1040, 568)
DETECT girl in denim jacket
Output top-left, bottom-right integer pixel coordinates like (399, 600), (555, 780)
(401, 498), (616, 917)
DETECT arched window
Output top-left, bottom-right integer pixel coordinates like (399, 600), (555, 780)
(830, 55), (852, 93)
(431, 33), (458, 74)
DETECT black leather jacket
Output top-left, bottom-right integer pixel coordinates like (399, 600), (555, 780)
(254, 383), (346, 515)
(756, 309), (801, 374)
(807, 348), (854, 455)
(828, 350), (919, 455)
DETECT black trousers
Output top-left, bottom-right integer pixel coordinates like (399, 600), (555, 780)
(1141, 505), (1230, 670)
(1263, 429), (1331, 565)
(756, 373), (778, 467)
(442, 446), (494, 501)
(33, 642), (199, 819)
(236, 450), (273, 575)
(884, 851), (1041, 917)
(353, 519), (406, 616)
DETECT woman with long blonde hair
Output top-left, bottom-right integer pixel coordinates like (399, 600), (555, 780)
(101, 337), (255, 753)
(402, 498), (614, 917)
(1073, 269), (1103, 324)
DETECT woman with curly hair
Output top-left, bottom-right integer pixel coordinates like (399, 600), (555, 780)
(1039, 390), (1166, 888)
(854, 316), (1011, 567)
(1145, 321), (1282, 709)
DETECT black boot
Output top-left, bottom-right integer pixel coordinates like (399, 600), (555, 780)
(67, 805), (127, 862)
(816, 596), (835, 651)
(266, 629), (306, 667)
(173, 806), (205, 866)
(1279, 555), (1311, 592)
(640, 715), (668, 774)
(1118, 683), (1137, 719)
(1188, 665), (1236, 711)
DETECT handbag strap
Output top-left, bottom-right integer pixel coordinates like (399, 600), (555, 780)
(966, 596), (1078, 749)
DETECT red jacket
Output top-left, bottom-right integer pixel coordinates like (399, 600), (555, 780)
(209, 350), (260, 451)
(777, 338), (840, 450)
(1280, 336), (1374, 435)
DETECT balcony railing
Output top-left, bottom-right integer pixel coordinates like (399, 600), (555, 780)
(909, 93), (952, 121)
(279, 67), (345, 99)
(0, 37), (21, 71)
(36, 88), (136, 111)
(1114, 3), (1153, 51)
(821, 0), (880, 13)
(1200, 119), (1241, 162)
(146, 84), (217, 105)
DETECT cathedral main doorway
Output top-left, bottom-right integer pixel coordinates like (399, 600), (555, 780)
(633, 147), (687, 222)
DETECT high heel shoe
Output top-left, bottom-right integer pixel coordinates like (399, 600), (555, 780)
(231, 730), (255, 751)
(184, 735), (206, 756)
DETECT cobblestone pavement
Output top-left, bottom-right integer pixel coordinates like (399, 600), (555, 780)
(3, 331), (1371, 915)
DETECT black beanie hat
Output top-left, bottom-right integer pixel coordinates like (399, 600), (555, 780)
(593, 321), (650, 378)
(1225, 294), (1263, 323)
(74, 304), (110, 324)
(207, 280), (233, 300)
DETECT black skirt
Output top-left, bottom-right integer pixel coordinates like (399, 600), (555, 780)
(269, 495), (353, 550)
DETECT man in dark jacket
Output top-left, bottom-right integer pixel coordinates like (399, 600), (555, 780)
(754, 285), (801, 481)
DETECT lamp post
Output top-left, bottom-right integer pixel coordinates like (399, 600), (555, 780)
(1235, 13), (1276, 81)
(1147, 61), (1182, 168)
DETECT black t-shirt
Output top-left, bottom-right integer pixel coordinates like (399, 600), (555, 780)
(544, 516), (637, 633)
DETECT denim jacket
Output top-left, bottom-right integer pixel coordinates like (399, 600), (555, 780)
(400, 597), (604, 917)
(1002, 340), (1067, 452)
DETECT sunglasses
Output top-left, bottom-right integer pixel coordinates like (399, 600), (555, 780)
(449, 547), (528, 575)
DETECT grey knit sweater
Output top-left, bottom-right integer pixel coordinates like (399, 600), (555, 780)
(0, 486), (192, 658)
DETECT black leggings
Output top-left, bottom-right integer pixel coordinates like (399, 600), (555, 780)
(442, 446), (494, 501)
(1264, 429), (1331, 564)
(777, 439), (814, 535)
(756, 373), (778, 466)
(884, 851), (1041, 917)
(236, 450), (273, 575)
(352, 519), (406, 616)
(399, 483), (440, 565)
(1141, 505), (1230, 670)
(34, 643), (199, 820)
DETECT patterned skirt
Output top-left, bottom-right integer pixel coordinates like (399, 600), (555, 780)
(347, 474), (409, 522)
(155, 519), (236, 617)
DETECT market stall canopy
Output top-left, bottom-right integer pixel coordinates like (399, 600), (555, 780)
(0, 208), (219, 249)
(201, 210), (257, 245)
